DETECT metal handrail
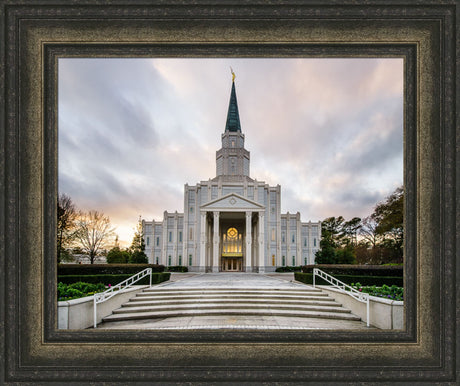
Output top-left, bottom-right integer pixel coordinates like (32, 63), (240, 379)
(93, 268), (152, 328)
(313, 268), (370, 327)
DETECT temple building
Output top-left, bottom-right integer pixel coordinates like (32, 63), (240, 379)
(142, 74), (321, 272)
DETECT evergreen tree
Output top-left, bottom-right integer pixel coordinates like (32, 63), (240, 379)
(371, 186), (404, 262)
(129, 217), (148, 264)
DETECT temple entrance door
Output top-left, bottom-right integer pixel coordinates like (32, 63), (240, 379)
(221, 226), (243, 272)
(222, 257), (243, 271)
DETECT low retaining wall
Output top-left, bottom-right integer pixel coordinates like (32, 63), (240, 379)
(317, 285), (404, 329)
(58, 285), (148, 329)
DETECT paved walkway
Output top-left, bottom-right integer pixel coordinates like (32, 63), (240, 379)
(97, 273), (376, 330)
(161, 272), (302, 288)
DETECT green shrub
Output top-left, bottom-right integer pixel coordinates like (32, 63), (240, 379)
(275, 266), (302, 272)
(129, 251), (148, 264)
(166, 266), (188, 272)
(57, 264), (165, 275)
(57, 272), (171, 286)
(335, 247), (356, 264)
(106, 248), (130, 264)
(300, 264), (403, 277)
(294, 272), (403, 287)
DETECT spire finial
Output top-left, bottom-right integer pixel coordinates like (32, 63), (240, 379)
(230, 67), (235, 82)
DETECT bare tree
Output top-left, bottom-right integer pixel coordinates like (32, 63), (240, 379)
(73, 210), (116, 264)
(359, 216), (380, 248)
(57, 193), (77, 263)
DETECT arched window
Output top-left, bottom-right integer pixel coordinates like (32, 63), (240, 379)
(223, 227), (242, 255)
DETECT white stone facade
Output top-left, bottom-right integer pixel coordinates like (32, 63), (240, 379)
(142, 79), (321, 272)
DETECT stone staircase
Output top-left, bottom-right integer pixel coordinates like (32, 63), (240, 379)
(101, 286), (362, 323)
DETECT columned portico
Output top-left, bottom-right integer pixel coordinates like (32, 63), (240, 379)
(199, 193), (265, 273)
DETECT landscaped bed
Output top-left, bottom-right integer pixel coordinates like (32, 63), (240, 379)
(349, 283), (404, 301)
(58, 281), (108, 301)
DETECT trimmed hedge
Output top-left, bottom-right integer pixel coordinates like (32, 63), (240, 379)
(166, 266), (189, 272)
(275, 266), (302, 272)
(294, 272), (403, 287)
(58, 264), (165, 275)
(57, 272), (171, 286)
(301, 264), (403, 277)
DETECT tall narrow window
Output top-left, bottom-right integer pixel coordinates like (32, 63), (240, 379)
(189, 228), (193, 240)
(304, 257), (307, 265)
(168, 256), (171, 266)
(282, 256), (285, 266)
(304, 238), (307, 247)
(292, 234), (295, 243)
(178, 255), (182, 266)
(272, 255), (275, 266)
(169, 232), (172, 242)
(271, 228), (275, 241)
(179, 231), (182, 242)
(146, 237), (149, 246)
(189, 254), (192, 266)
(314, 238), (316, 247)
(155, 257), (159, 264)
(292, 256), (295, 266)
(156, 237), (159, 246)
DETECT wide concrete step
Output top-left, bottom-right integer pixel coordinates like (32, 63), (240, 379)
(102, 308), (362, 322)
(113, 303), (351, 314)
(123, 298), (340, 307)
(141, 288), (323, 296)
(134, 293), (331, 302)
(100, 285), (363, 325)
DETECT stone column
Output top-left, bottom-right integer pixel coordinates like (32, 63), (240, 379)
(258, 212), (265, 273)
(245, 212), (252, 272)
(173, 212), (178, 265)
(182, 187), (188, 270)
(212, 211), (220, 272)
(199, 212), (206, 272)
(296, 213), (301, 266)
(276, 185), (281, 267)
(161, 211), (167, 266)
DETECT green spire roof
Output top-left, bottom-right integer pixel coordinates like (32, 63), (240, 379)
(225, 81), (241, 132)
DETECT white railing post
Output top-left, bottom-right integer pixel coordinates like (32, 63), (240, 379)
(93, 295), (97, 329)
(313, 268), (316, 287)
(366, 296), (370, 327)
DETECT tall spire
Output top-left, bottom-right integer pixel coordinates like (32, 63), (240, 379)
(215, 69), (251, 181)
(225, 69), (241, 132)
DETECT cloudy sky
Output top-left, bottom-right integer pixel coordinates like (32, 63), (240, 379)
(59, 58), (403, 246)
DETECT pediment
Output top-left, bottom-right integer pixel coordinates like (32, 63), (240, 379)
(201, 193), (265, 211)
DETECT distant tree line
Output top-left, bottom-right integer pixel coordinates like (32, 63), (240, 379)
(57, 194), (147, 264)
(315, 186), (403, 265)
